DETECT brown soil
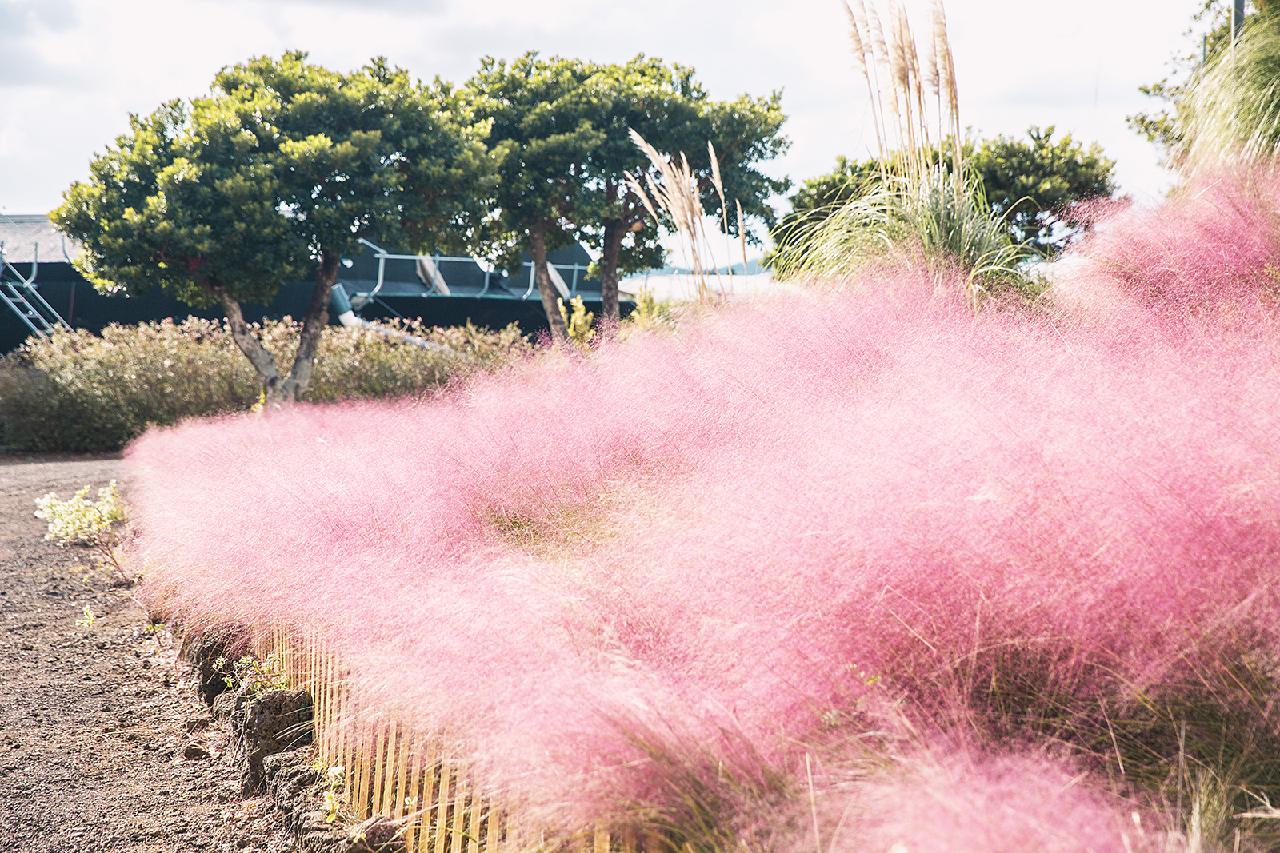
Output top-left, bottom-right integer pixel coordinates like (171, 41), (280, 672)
(0, 454), (292, 852)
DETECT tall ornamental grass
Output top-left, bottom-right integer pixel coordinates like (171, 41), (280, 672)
(1182, 9), (1280, 171)
(0, 318), (529, 452)
(126, 169), (1280, 850)
(771, 0), (1038, 298)
(774, 166), (1035, 296)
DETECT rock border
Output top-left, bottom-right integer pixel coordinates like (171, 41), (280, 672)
(187, 637), (406, 853)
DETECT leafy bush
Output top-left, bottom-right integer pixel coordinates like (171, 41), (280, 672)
(771, 163), (1041, 300)
(625, 287), (677, 332)
(0, 318), (529, 452)
(34, 480), (126, 546)
(557, 296), (596, 348)
(34, 480), (130, 582)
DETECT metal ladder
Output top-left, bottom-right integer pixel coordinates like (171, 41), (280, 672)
(0, 242), (70, 337)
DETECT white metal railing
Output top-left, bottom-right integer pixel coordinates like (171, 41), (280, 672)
(0, 241), (70, 337)
(354, 238), (590, 303)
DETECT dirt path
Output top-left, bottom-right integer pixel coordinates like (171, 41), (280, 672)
(0, 455), (291, 852)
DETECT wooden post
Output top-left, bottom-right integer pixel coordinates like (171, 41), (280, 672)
(449, 774), (466, 853)
(378, 721), (399, 817)
(417, 744), (439, 853)
(433, 761), (452, 853)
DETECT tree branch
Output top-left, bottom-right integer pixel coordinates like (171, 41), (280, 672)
(281, 252), (338, 401)
(530, 226), (569, 342)
(212, 286), (281, 395)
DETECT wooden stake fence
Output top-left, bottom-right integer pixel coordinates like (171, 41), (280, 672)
(255, 630), (655, 853)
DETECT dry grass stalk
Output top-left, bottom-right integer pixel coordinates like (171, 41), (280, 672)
(932, 0), (964, 196)
(627, 130), (745, 303)
(844, 1), (886, 160)
(774, 1), (1034, 301)
(708, 142), (736, 276)
(843, 0), (962, 186)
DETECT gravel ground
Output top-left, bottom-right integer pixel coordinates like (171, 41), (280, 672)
(0, 454), (292, 852)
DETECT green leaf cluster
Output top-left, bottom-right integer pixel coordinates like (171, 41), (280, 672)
(54, 51), (496, 308)
(460, 52), (789, 321)
(776, 127), (1115, 258)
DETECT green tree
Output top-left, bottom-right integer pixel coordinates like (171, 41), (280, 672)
(55, 52), (494, 404)
(1128, 1), (1277, 159)
(462, 53), (789, 333)
(776, 127), (1115, 257)
(581, 57), (788, 322)
(461, 53), (600, 341)
(973, 128), (1116, 254)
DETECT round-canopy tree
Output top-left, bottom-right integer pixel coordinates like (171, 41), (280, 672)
(461, 52), (789, 333)
(55, 51), (496, 404)
(775, 127), (1116, 258)
(581, 57), (789, 321)
(459, 53), (600, 340)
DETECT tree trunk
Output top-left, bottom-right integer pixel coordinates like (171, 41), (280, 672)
(530, 227), (569, 342)
(599, 221), (626, 324)
(214, 287), (284, 401)
(276, 252), (338, 403)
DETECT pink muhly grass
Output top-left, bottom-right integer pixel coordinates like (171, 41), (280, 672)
(808, 749), (1152, 853)
(126, 169), (1280, 840)
(1058, 171), (1280, 321)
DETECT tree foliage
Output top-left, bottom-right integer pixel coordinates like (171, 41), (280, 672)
(777, 127), (1115, 257)
(462, 52), (788, 330)
(55, 51), (494, 402)
(460, 53), (599, 339)
(579, 56), (788, 321)
(1127, 1), (1278, 160)
(57, 48), (787, 367)
(975, 128), (1116, 253)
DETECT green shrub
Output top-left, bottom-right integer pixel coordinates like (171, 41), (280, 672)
(626, 287), (677, 331)
(1183, 11), (1280, 170)
(557, 296), (596, 348)
(0, 317), (529, 452)
(770, 164), (1041, 301)
(34, 480), (127, 546)
(34, 480), (130, 582)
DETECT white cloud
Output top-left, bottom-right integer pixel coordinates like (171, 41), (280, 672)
(0, 0), (1207, 217)
(0, 0), (81, 87)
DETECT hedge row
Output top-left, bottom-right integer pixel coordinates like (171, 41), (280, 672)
(0, 318), (530, 452)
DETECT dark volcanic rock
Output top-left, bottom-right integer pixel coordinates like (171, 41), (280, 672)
(181, 740), (209, 760)
(211, 685), (242, 720)
(185, 634), (237, 705)
(348, 815), (406, 853)
(231, 688), (314, 792)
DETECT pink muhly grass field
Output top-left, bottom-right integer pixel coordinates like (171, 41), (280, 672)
(810, 749), (1145, 853)
(127, 173), (1280, 846)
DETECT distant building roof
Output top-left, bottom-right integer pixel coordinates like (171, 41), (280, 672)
(0, 214), (80, 265)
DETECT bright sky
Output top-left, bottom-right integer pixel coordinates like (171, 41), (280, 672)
(1, 0), (1206, 218)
